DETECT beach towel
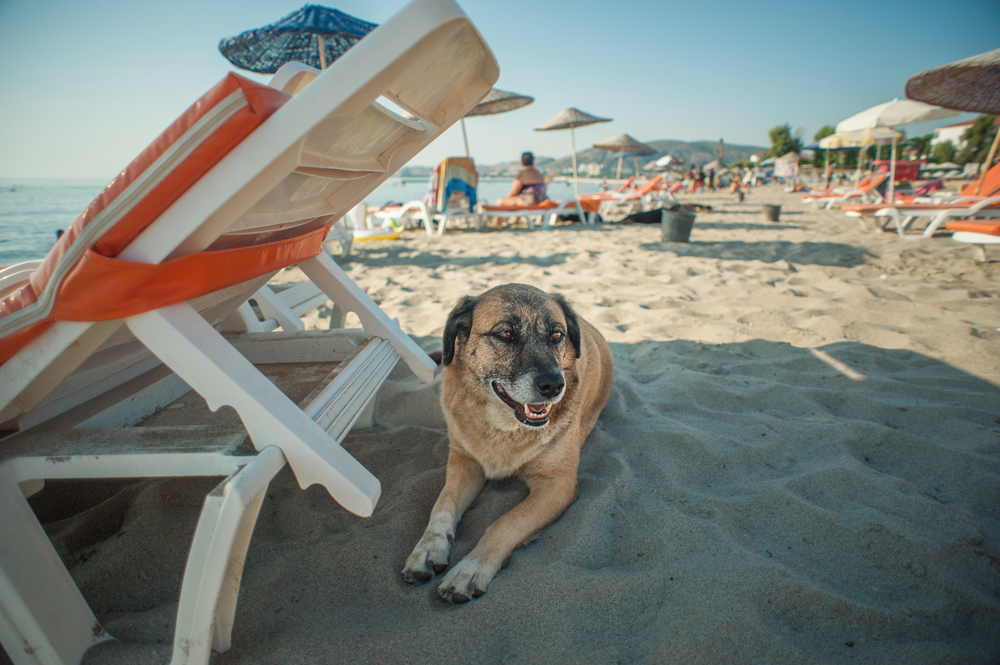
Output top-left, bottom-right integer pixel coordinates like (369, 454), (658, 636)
(425, 157), (477, 213)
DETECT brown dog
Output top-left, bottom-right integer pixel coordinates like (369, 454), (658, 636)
(402, 283), (614, 602)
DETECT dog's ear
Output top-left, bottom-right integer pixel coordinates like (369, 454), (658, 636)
(553, 293), (582, 358)
(442, 295), (478, 365)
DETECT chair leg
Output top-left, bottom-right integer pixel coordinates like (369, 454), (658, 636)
(252, 286), (305, 332)
(0, 466), (112, 665)
(298, 253), (437, 383)
(170, 446), (285, 665)
(126, 303), (381, 516)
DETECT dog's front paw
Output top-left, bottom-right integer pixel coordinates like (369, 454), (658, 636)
(436, 554), (498, 603)
(402, 530), (451, 584)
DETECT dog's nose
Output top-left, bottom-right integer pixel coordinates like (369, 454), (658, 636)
(535, 372), (565, 399)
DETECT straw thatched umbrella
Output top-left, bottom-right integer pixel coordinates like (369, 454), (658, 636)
(592, 133), (655, 187)
(219, 5), (376, 73)
(459, 88), (534, 158)
(535, 108), (611, 196)
(906, 48), (1000, 195)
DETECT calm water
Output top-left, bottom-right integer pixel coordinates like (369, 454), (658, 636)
(0, 176), (599, 264)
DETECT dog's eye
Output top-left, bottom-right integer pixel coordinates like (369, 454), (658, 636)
(550, 331), (564, 342)
(497, 330), (514, 341)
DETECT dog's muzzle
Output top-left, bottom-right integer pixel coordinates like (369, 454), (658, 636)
(492, 382), (554, 427)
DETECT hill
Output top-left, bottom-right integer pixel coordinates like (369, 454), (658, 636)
(476, 140), (767, 177)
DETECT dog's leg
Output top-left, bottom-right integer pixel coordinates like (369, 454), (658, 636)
(402, 451), (485, 585)
(437, 470), (577, 603)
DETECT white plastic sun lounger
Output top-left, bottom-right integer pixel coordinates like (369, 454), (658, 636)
(0, 1), (498, 663)
(869, 194), (1000, 240)
(479, 198), (588, 230)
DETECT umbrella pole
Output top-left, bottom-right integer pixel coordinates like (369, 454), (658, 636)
(460, 118), (470, 158)
(974, 128), (1000, 196)
(570, 126), (580, 198)
(317, 35), (327, 70)
(633, 155), (639, 182)
(856, 147), (863, 183)
(888, 138), (897, 203)
(615, 153), (623, 188)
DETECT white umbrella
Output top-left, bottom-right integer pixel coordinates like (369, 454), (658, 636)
(820, 128), (901, 184)
(836, 99), (958, 202)
(535, 108), (611, 197)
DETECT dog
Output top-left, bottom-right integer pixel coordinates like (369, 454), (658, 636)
(402, 283), (614, 603)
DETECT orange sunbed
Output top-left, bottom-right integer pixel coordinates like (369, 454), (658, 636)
(945, 220), (1000, 235)
(576, 175), (663, 213)
(842, 162), (1000, 215)
(803, 174), (875, 199)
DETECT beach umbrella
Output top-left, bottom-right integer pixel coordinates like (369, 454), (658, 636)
(820, 128), (901, 183)
(219, 5), (377, 74)
(592, 133), (654, 187)
(906, 48), (1000, 195)
(836, 99), (958, 202)
(459, 88), (534, 158)
(535, 108), (612, 197)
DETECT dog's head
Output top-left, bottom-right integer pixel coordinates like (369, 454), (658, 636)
(442, 284), (581, 428)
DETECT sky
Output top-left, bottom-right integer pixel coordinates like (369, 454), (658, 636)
(0, 0), (997, 179)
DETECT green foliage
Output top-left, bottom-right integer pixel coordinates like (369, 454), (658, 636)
(812, 126), (836, 167)
(931, 140), (955, 164)
(813, 125), (836, 141)
(956, 115), (997, 164)
(768, 124), (802, 157)
(908, 134), (934, 160)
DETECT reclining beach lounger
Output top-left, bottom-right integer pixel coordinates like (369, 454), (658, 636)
(577, 175), (668, 223)
(0, 1), (497, 663)
(479, 198), (587, 230)
(868, 195), (1000, 240)
(945, 219), (1000, 262)
(842, 162), (1000, 228)
(802, 171), (889, 209)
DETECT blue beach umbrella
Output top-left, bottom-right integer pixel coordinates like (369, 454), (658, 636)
(219, 5), (377, 74)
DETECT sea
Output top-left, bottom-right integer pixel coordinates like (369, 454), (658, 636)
(0, 176), (602, 265)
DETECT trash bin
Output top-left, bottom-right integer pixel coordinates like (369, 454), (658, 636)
(735, 191), (744, 202)
(762, 204), (780, 222)
(661, 209), (696, 242)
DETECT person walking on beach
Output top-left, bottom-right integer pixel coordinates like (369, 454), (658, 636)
(497, 152), (548, 206)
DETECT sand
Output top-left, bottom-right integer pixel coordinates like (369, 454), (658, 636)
(11, 186), (1000, 664)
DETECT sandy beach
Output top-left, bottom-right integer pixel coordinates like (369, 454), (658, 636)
(14, 186), (1000, 664)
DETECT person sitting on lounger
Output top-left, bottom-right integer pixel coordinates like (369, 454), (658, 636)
(496, 152), (548, 206)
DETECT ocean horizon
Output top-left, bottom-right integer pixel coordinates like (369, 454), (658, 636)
(0, 176), (601, 264)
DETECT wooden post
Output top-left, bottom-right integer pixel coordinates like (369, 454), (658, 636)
(318, 35), (327, 70)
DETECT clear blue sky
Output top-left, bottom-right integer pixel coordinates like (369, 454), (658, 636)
(0, 0), (996, 178)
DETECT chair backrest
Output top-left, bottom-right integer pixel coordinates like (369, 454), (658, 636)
(958, 161), (1000, 197)
(0, 0), (499, 423)
(427, 157), (478, 212)
(862, 171), (888, 192)
(615, 176), (635, 192)
(636, 175), (663, 196)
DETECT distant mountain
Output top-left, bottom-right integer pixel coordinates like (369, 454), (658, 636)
(475, 140), (767, 177)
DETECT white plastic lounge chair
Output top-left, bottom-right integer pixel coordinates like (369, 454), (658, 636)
(479, 198), (588, 230)
(869, 195), (1000, 240)
(802, 171), (889, 209)
(371, 197), (483, 235)
(0, 1), (497, 664)
(946, 219), (1000, 262)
